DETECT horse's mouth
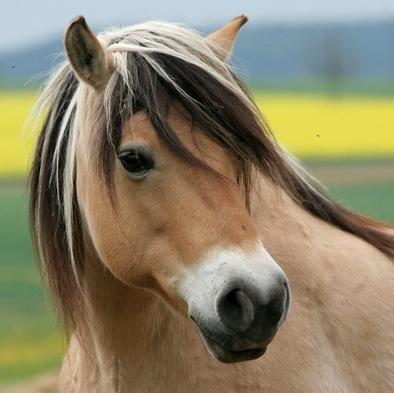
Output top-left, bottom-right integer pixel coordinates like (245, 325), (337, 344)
(202, 334), (267, 363)
(191, 316), (269, 363)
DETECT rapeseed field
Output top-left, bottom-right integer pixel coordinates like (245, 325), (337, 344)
(255, 93), (394, 157)
(1, 91), (393, 177)
(0, 91), (39, 177)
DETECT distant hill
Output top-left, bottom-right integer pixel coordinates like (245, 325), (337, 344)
(0, 39), (64, 88)
(1, 20), (393, 93)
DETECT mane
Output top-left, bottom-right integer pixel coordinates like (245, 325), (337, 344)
(29, 21), (394, 331)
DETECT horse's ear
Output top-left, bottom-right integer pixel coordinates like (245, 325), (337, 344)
(207, 15), (248, 61)
(64, 16), (113, 90)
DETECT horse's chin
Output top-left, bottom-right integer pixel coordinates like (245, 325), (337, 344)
(202, 334), (267, 363)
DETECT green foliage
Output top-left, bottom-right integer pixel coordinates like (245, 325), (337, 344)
(0, 185), (63, 384)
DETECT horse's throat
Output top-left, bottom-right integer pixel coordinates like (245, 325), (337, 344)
(78, 259), (201, 387)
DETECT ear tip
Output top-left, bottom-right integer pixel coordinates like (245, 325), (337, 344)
(233, 14), (249, 27)
(68, 15), (88, 31)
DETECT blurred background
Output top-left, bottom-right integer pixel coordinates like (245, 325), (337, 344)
(0, 0), (393, 391)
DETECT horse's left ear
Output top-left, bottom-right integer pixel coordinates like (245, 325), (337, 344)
(207, 15), (248, 61)
(64, 16), (113, 91)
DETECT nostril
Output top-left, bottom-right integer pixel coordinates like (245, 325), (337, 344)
(267, 284), (287, 325)
(217, 289), (255, 333)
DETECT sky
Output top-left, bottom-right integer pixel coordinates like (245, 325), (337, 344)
(1, 0), (394, 51)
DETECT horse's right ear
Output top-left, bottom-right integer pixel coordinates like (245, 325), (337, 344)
(64, 16), (113, 91)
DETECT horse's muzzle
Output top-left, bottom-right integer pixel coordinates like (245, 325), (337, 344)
(191, 278), (290, 363)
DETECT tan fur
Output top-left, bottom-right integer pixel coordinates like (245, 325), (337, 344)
(31, 16), (394, 393)
(57, 107), (394, 393)
(76, 107), (258, 305)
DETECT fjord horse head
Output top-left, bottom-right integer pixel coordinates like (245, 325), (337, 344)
(30, 15), (292, 363)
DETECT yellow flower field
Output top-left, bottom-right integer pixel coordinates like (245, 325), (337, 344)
(1, 91), (393, 177)
(255, 93), (394, 157)
(0, 91), (39, 177)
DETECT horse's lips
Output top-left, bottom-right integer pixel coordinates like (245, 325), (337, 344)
(202, 334), (267, 363)
(190, 316), (268, 363)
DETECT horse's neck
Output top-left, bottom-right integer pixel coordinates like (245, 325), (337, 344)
(250, 176), (391, 295)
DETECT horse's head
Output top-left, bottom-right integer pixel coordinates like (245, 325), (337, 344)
(32, 16), (290, 363)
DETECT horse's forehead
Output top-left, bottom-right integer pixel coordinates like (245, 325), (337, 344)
(122, 111), (161, 148)
(121, 107), (230, 165)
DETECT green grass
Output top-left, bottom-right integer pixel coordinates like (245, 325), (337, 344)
(0, 186), (63, 384)
(303, 157), (394, 168)
(250, 78), (394, 97)
(331, 182), (394, 224)
(0, 175), (393, 384)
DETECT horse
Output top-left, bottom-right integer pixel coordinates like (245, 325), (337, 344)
(29, 15), (394, 393)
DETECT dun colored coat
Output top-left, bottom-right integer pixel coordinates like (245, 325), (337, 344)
(29, 15), (394, 393)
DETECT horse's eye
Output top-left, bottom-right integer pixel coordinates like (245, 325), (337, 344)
(118, 147), (155, 180)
